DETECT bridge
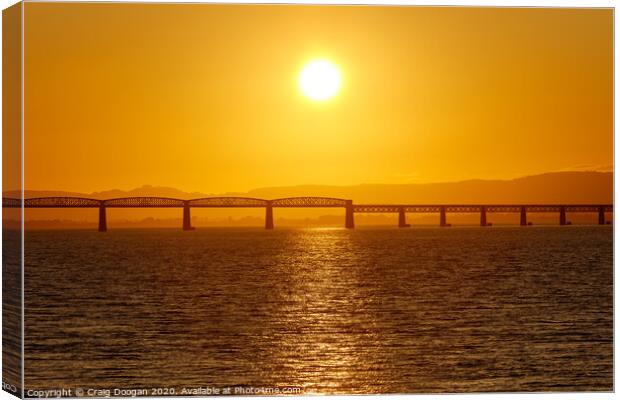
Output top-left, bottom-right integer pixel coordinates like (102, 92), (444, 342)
(2, 196), (613, 232)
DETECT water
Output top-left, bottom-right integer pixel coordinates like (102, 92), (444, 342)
(23, 226), (612, 394)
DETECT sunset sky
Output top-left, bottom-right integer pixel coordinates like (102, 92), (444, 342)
(22, 4), (612, 194)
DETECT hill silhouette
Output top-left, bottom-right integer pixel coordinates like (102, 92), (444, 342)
(7, 171), (613, 204)
(244, 171), (612, 204)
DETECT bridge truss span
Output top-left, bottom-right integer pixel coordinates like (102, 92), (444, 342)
(24, 197), (102, 208)
(189, 197), (268, 207)
(565, 205), (613, 213)
(271, 197), (349, 207)
(103, 197), (185, 208)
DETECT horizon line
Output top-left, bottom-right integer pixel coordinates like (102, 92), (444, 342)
(3, 169), (613, 196)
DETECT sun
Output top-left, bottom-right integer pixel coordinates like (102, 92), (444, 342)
(299, 60), (342, 101)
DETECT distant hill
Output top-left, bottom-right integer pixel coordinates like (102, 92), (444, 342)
(6, 171), (613, 204)
(244, 171), (613, 204)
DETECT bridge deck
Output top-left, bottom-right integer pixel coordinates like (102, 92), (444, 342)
(2, 196), (613, 213)
(353, 204), (614, 213)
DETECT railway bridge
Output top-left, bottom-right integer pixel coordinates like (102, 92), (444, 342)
(2, 196), (613, 231)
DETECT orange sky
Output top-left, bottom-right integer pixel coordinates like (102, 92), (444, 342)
(22, 4), (612, 194)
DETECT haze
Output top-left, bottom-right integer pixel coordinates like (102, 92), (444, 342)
(21, 4), (612, 194)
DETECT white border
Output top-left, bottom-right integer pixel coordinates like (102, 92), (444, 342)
(0, 1), (616, 400)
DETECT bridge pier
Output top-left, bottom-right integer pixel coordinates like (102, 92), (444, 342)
(183, 203), (193, 230)
(440, 206), (448, 227)
(480, 206), (487, 227)
(559, 206), (566, 226)
(599, 206), (605, 225)
(345, 200), (355, 229)
(398, 207), (409, 228)
(520, 206), (527, 226)
(265, 203), (274, 229)
(98, 204), (107, 232)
